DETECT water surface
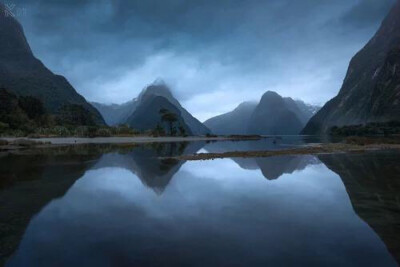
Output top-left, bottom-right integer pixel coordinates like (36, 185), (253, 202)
(1, 141), (399, 266)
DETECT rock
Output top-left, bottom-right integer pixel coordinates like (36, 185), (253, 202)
(303, 1), (400, 134)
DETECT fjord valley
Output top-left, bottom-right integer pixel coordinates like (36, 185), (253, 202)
(1, 0), (400, 139)
(1, 0), (400, 266)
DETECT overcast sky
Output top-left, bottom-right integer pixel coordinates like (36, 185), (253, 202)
(13, 0), (396, 121)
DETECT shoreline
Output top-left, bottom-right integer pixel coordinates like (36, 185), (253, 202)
(0, 135), (263, 149)
(2, 136), (400, 159)
(168, 143), (400, 161)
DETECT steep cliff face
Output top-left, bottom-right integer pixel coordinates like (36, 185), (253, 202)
(248, 91), (304, 135)
(303, 1), (400, 134)
(0, 5), (32, 58)
(204, 102), (257, 135)
(0, 4), (104, 125)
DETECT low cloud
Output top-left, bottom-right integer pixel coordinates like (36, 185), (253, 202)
(12, 0), (397, 120)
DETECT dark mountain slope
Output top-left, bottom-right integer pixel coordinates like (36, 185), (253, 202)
(91, 100), (137, 126)
(137, 83), (210, 135)
(126, 95), (192, 135)
(303, 1), (400, 134)
(248, 91), (304, 135)
(204, 93), (318, 135)
(283, 98), (320, 125)
(0, 4), (104, 125)
(93, 82), (210, 134)
(204, 101), (257, 135)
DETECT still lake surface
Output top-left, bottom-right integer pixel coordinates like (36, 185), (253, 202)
(1, 138), (399, 266)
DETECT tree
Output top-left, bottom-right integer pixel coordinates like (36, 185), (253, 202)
(18, 96), (46, 120)
(0, 89), (19, 114)
(56, 104), (96, 126)
(0, 89), (30, 130)
(178, 124), (187, 136)
(159, 109), (178, 136)
(153, 123), (166, 136)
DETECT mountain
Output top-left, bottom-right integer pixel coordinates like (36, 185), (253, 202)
(126, 95), (193, 135)
(0, 4), (104, 125)
(283, 98), (320, 125)
(204, 101), (257, 135)
(93, 82), (210, 135)
(134, 82), (210, 135)
(303, 1), (400, 134)
(247, 91), (304, 135)
(91, 100), (137, 126)
(204, 92), (318, 135)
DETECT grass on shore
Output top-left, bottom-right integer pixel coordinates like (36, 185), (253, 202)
(170, 136), (400, 161)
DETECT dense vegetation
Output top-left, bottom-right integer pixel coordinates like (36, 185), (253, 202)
(0, 89), (139, 137)
(330, 121), (400, 136)
(0, 89), (191, 138)
(152, 108), (188, 137)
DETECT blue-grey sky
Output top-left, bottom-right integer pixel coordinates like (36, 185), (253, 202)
(12, 0), (396, 121)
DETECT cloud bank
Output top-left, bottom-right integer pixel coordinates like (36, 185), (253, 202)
(13, 0), (396, 121)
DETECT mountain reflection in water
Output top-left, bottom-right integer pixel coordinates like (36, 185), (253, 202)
(0, 141), (399, 266)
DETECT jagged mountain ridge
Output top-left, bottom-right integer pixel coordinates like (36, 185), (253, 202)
(93, 82), (210, 135)
(205, 91), (319, 135)
(283, 98), (320, 125)
(0, 4), (104, 125)
(303, 0), (400, 134)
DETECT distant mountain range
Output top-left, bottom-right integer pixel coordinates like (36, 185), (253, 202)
(205, 91), (320, 135)
(303, 0), (400, 134)
(90, 100), (136, 127)
(0, 3), (104, 125)
(92, 82), (210, 135)
(6, 0), (399, 136)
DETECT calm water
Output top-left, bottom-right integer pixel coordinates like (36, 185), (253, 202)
(1, 140), (399, 266)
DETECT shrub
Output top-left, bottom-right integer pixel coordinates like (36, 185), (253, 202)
(0, 122), (9, 132)
(18, 96), (46, 120)
(115, 124), (138, 136)
(52, 126), (71, 137)
(0, 139), (8, 146)
(96, 128), (112, 137)
(56, 104), (97, 126)
(330, 121), (400, 136)
(10, 130), (25, 137)
(74, 126), (89, 137)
